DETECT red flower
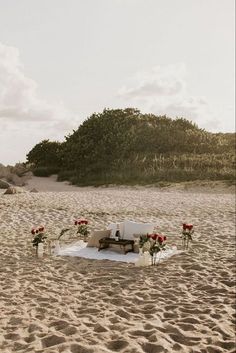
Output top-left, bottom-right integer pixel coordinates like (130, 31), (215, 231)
(163, 236), (167, 241)
(36, 229), (39, 233)
(38, 226), (44, 232)
(158, 235), (164, 243)
(151, 233), (158, 240)
(183, 223), (193, 231)
(31, 229), (35, 235)
(78, 219), (88, 225)
(74, 220), (78, 225)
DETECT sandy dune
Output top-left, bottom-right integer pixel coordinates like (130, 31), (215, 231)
(0, 178), (235, 353)
(24, 175), (82, 192)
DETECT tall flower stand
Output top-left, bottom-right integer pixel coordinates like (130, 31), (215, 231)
(31, 226), (47, 257)
(181, 224), (194, 250)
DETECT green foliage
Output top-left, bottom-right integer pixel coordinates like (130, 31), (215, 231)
(33, 166), (60, 177)
(57, 170), (75, 182)
(26, 108), (235, 185)
(58, 228), (70, 240)
(32, 232), (47, 247)
(77, 224), (89, 237)
(27, 140), (63, 169)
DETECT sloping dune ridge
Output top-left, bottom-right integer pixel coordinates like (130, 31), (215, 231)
(0, 177), (235, 353)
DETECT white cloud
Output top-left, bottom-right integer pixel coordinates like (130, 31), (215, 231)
(0, 42), (79, 165)
(118, 63), (218, 130)
(119, 64), (186, 98)
(0, 42), (72, 123)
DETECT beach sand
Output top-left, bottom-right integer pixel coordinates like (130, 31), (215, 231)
(0, 177), (235, 353)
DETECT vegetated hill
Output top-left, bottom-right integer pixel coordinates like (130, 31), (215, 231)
(26, 108), (235, 186)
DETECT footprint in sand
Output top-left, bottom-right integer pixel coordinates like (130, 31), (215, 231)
(141, 342), (167, 353)
(106, 339), (129, 351)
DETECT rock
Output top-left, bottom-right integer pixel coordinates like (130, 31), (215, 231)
(0, 179), (10, 189)
(4, 186), (26, 194)
(30, 188), (39, 193)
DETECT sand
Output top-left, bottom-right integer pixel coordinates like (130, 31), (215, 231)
(0, 177), (235, 353)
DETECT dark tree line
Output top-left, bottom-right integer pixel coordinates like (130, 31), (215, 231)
(26, 108), (235, 184)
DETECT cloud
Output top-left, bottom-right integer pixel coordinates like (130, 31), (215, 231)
(118, 63), (218, 130)
(0, 42), (72, 123)
(0, 42), (80, 165)
(119, 64), (186, 98)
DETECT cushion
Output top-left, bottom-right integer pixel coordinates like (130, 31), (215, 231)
(123, 220), (155, 240)
(87, 230), (111, 248)
(107, 222), (125, 238)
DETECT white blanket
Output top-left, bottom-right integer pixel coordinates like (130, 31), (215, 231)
(57, 241), (180, 263)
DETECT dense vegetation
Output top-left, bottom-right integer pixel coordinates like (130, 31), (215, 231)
(26, 140), (62, 177)
(26, 108), (235, 185)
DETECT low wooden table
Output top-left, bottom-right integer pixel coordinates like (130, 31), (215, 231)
(98, 237), (134, 254)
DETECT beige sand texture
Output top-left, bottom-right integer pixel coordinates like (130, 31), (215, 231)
(0, 178), (235, 353)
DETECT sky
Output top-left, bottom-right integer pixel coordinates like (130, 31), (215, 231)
(0, 0), (235, 166)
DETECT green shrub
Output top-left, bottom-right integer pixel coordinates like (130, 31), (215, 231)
(26, 108), (235, 186)
(57, 170), (75, 182)
(33, 167), (60, 177)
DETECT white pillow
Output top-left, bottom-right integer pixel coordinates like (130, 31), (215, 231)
(87, 230), (111, 248)
(107, 222), (125, 238)
(124, 220), (154, 240)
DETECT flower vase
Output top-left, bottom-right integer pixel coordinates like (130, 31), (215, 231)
(135, 251), (144, 267)
(37, 243), (44, 257)
(47, 240), (52, 255)
(143, 251), (151, 266)
(53, 240), (60, 255)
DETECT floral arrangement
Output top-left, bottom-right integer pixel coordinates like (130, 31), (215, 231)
(58, 218), (90, 241)
(181, 223), (194, 249)
(139, 233), (167, 265)
(74, 218), (89, 239)
(74, 219), (88, 226)
(31, 226), (47, 248)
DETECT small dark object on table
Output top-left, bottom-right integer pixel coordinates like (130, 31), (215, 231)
(98, 237), (134, 254)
